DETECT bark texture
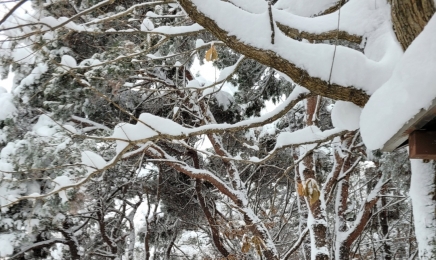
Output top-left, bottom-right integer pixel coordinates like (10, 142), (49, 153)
(276, 22), (362, 44)
(390, 0), (435, 50)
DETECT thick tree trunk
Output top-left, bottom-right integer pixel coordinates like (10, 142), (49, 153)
(390, 0), (435, 50)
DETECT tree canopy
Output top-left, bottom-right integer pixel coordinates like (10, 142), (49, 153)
(0, 0), (435, 259)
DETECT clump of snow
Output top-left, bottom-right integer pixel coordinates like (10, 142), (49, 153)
(141, 18), (154, 31)
(187, 79), (202, 88)
(40, 16), (59, 28)
(61, 55), (77, 68)
(0, 92), (16, 121)
(63, 124), (78, 134)
(32, 115), (58, 137)
(112, 113), (187, 154)
(12, 45), (35, 64)
(81, 151), (107, 174)
(78, 58), (102, 67)
(52, 213), (66, 224)
(216, 56), (243, 82)
(38, 16), (90, 32)
(173, 106), (180, 115)
(361, 15), (436, 149)
(195, 39), (205, 48)
(151, 23), (203, 35)
(275, 126), (343, 149)
(214, 91), (234, 110)
(0, 234), (15, 257)
(146, 11), (159, 17)
(13, 63), (48, 100)
(52, 176), (73, 203)
(331, 101), (361, 131)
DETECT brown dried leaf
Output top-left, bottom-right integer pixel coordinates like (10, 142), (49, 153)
(205, 45), (218, 61)
(241, 242), (251, 253)
(255, 243), (262, 256)
(304, 182), (310, 197)
(309, 188), (320, 205)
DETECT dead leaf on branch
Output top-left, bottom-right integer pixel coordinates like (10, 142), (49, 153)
(241, 242), (251, 253)
(205, 44), (218, 61)
(297, 178), (321, 205)
(309, 188), (320, 205)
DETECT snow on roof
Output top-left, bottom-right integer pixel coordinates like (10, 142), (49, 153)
(360, 14), (436, 151)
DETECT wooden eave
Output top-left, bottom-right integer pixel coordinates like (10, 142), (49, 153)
(381, 97), (436, 152)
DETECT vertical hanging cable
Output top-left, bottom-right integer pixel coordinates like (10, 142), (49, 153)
(328, 2), (343, 85)
(268, 1), (275, 44)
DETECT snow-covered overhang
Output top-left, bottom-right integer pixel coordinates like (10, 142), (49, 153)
(382, 98), (436, 152)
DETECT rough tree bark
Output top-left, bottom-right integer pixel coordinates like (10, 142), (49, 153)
(390, 0), (435, 50)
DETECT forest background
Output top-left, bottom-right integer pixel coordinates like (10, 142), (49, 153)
(0, 0), (435, 259)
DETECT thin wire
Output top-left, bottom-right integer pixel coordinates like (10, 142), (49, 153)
(328, 2), (342, 85)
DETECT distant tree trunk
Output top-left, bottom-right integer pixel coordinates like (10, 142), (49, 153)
(409, 159), (436, 259)
(189, 149), (229, 257)
(378, 196), (392, 260)
(293, 151), (311, 260)
(334, 137), (353, 260)
(300, 96), (329, 260)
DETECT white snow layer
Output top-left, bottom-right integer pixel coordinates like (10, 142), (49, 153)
(275, 126), (343, 149)
(361, 14), (436, 149)
(52, 176), (74, 203)
(410, 159), (436, 259)
(81, 151), (107, 174)
(61, 55), (77, 68)
(331, 101), (361, 131)
(274, 0), (339, 17)
(0, 234), (15, 257)
(141, 18), (154, 31)
(112, 86), (308, 154)
(189, 0), (402, 95)
(32, 115), (58, 137)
